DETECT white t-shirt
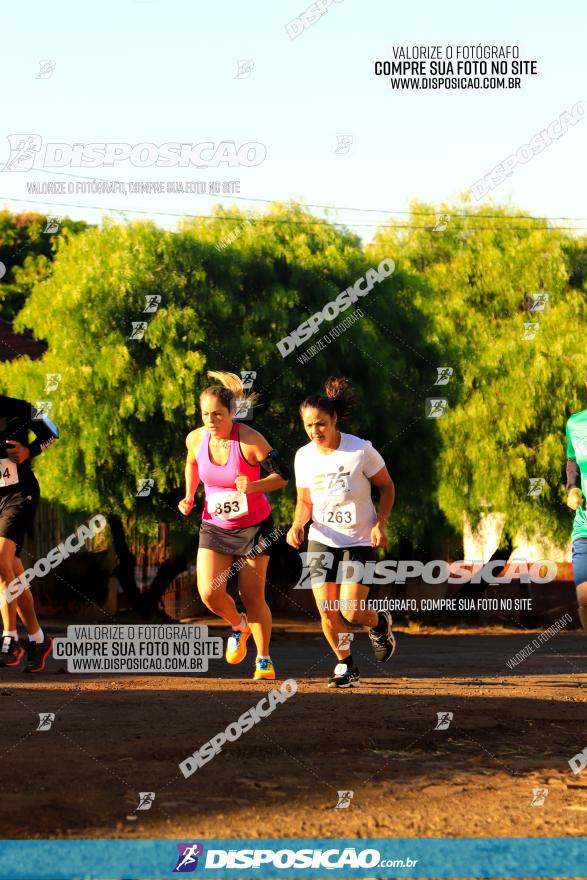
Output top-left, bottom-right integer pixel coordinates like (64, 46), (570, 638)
(294, 433), (386, 548)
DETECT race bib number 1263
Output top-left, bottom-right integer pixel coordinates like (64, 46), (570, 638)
(321, 500), (356, 528)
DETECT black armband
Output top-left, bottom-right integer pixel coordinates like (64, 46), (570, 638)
(566, 457), (581, 492)
(260, 449), (290, 480)
(28, 413), (60, 458)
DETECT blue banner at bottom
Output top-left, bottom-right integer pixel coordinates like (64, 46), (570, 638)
(0, 838), (586, 880)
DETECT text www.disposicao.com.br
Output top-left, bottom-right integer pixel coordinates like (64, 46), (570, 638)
(70, 657), (202, 671)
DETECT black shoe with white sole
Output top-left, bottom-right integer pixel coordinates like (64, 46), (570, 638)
(24, 635), (53, 673)
(368, 610), (396, 662)
(327, 662), (360, 689)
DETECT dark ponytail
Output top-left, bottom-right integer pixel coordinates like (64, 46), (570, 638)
(300, 375), (355, 421)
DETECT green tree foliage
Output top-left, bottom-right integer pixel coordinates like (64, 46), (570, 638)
(181, 204), (443, 552)
(370, 201), (586, 548)
(3, 205), (433, 550)
(0, 210), (89, 321)
(2, 203), (440, 612)
(2, 201), (585, 581)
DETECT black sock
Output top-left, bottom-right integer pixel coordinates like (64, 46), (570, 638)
(373, 612), (387, 633)
(341, 654), (354, 668)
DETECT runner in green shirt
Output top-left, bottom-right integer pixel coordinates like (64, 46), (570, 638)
(565, 407), (587, 630)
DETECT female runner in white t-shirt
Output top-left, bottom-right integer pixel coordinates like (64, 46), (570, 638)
(286, 376), (396, 688)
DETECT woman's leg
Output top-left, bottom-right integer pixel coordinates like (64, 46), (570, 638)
(340, 580), (395, 663)
(576, 582), (587, 631)
(572, 539), (587, 631)
(312, 582), (352, 660)
(0, 537), (18, 633)
(339, 581), (377, 629)
(237, 555), (271, 656)
(13, 556), (40, 634)
(196, 547), (242, 627)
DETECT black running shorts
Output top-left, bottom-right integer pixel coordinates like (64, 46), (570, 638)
(0, 490), (39, 557)
(306, 540), (377, 587)
(198, 514), (276, 557)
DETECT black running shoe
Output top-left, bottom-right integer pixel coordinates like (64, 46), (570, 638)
(24, 635), (53, 673)
(368, 610), (396, 662)
(0, 635), (24, 668)
(327, 662), (360, 689)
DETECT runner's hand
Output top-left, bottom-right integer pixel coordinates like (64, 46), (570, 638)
(235, 473), (252, 494)
(5, 441), (30, 464)
(286, 523), (305, 549)
(566, 487), (584, 510)
(370, 523), (387, 548)
(178, 497), (194, 516)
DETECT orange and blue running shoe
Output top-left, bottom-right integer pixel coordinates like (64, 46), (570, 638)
(225, 615), (251, 664)
(253, 658), (276, 680)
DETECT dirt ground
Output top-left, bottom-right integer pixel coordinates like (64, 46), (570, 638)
(1, 618), (586, 852)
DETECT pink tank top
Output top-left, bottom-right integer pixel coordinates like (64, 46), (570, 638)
(197, 421), (271, 529)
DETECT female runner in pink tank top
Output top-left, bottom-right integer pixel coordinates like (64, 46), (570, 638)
(178, 372), (289, 681)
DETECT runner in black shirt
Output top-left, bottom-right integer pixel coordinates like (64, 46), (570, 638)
(0, 395), (59, 672)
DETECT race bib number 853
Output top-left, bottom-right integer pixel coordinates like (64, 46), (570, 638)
(208, 490), (248, 521)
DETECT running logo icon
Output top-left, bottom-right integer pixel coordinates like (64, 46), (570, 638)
(136, 792), (155, 811)
(335, 790), (354, 809)
(37, 60), (56, 79)
(173, 843), (204, 873)
(240, 370), (256, 390)
(44, 373), (62, 392)
(2, 134), (42, 171)
(43, 216), (61, 234)
(434, 367), (453, 385)
(333, 134), (353, 155)
(128, 321), (149, 340)
(435, 711), (453, 730)
(235, 60), (254, 79)
(425, 398), (448, 419)
(527, 293), (549, 312)
(329, 466), (350, 493)
(314, 467), (351, 495)
(433, 214), (450, 232)
(137, 478), (155, 497)
(234, 399), (253, 420)
(293, 551), (334, 589)
(337, 632), (354, 651)
(32, 400), (53, 419)
(143, 295), (161, 313)
(527, 477), (546, 497)
(530, 787), (548, 806)
(36, 713), (55, 731)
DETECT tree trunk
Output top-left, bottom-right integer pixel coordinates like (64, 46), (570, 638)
(108, 515), (190, 620)
(452, 532), (514, 613)
(144, 554), (189, 616)
(108, 514), (150, 617)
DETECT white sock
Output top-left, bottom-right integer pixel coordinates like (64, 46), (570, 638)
(232, 615), (246, 632)
(2, 630), (18, 640)
(28, 628), (44, 644)
(256, 655), (270, 661)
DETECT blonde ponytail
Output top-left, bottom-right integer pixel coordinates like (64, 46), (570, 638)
(201, 370), (259, 414)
